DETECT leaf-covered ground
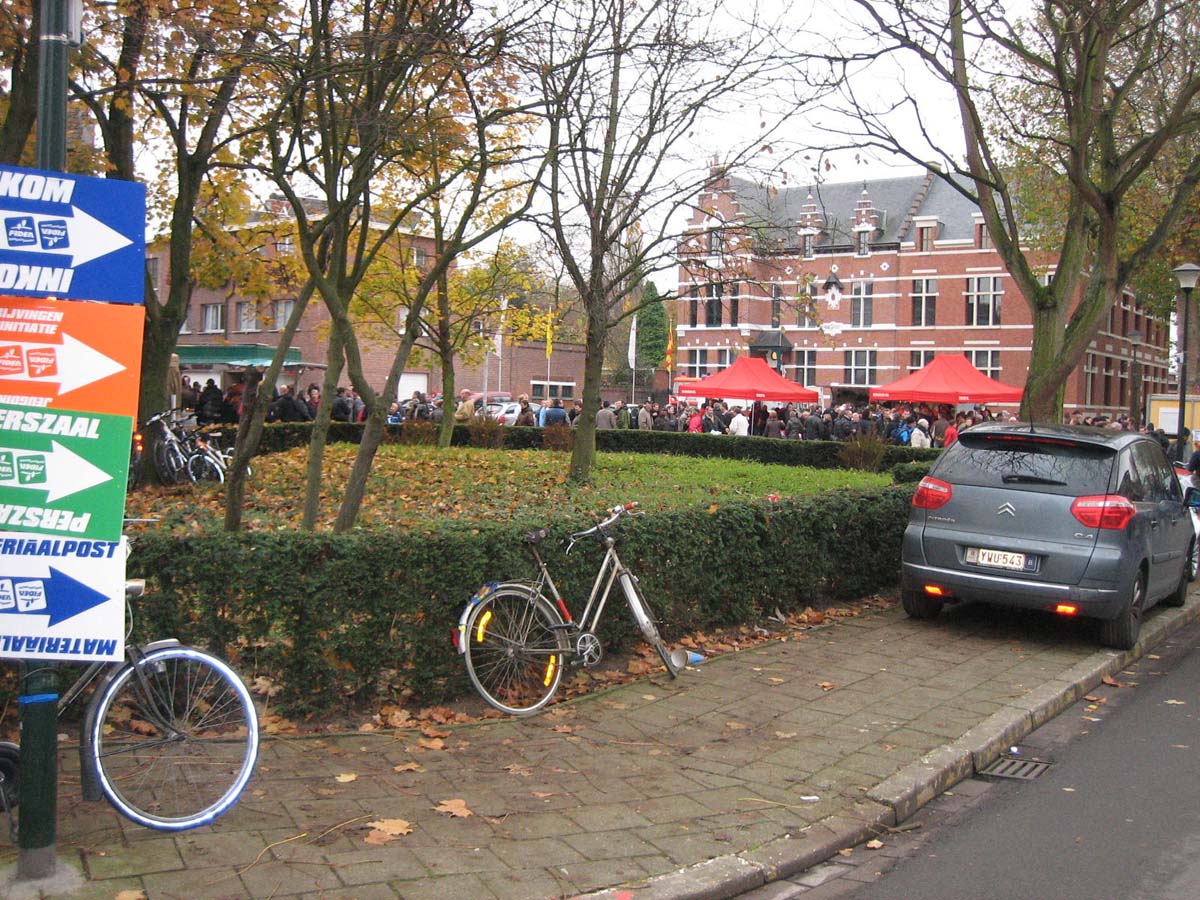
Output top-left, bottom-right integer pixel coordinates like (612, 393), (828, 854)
(125, 444), (891, 532)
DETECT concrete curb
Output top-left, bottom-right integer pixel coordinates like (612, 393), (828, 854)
(575, 597), (1200, 900)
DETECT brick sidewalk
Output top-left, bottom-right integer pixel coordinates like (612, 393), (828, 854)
(3, 595), (1195, 900)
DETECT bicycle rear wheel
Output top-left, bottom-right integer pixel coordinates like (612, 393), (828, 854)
(463, 587), (569, 715)
(88, 645), (259, 830)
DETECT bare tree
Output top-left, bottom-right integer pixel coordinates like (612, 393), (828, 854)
(527, 0), (830, 481)
(825, 0), (1200, 420)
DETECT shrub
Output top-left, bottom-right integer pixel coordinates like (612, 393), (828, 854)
(541, 424), (575, 452)
(891, 460), (932, 484)
(837, 433), (888, 471)
(397, 420), (438, 446)
(127, 485), (912, 716)
(465, 415), (506, 448)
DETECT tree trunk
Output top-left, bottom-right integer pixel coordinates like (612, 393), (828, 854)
(568, 307), (607, 482)
(301, 327), (346, 530)
(1020, 301), (1069, 423)
(223, 282), (314, 531)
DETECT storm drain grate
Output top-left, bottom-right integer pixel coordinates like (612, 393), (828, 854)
(978, 755), (1052, 781)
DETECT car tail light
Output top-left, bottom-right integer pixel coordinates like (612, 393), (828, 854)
(1055, 604), (1078, 616)
(1071, 495), (1136, 530)
(924, 584), (946, 597)
(912, 476), (952, 510)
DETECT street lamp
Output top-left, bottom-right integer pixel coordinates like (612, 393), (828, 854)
(1126, 329), (1142, 429)
(1173, 262), (1200, 462)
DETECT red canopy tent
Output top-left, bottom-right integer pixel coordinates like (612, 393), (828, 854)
(676, 356), (819, 403)
(869, 354), (1024, 404)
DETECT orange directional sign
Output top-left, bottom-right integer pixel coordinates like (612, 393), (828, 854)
(0, 295), (143, 418)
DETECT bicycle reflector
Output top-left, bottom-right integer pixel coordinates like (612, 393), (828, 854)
(133, 431), (144, 454)
(544, 654), (557, 687)
(475, 610), (492, 643)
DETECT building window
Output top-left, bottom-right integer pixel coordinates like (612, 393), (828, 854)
(1084, 352), (1096, 405)
(178, 302), (191, 334)
(912, 279), (937, 326)
(910, 350), (936, 370)
(689, 285), (699, 328)
(771, 284), (782, 328)
(686, 348), (708, 379)
(855, 229), (870, 257)
(412, 246), (427, 269)
(530, 381), (574, 401)
(966, 276), (1002, 326)
(964, 349), (1001, 379)
(707, 228), (723, 255)
(797, 288), (818, 328)
(801, 233), (815, 259)
(851, 281), (873, 328)
(236, 301), (259, 333)
(715, 348), (732, 371)
(729, 282), (739, 327)
(916, 226), (934, 252)
(145, 257), (160, 296)
(793, 349), (817, 386)
(974, 223), (993, 249)
(705, 283), (722, 327)
(843, 349), (876, 385)
(275, 235), (294, 256)
(273, 298), (296, 331)
(201, 302), (226, 334)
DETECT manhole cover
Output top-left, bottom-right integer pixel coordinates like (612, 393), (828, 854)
(978, 755), (1052, 781)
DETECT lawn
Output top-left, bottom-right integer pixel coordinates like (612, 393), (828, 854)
(125, 444), (892, 533)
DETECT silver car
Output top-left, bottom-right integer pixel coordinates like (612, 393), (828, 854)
(901, 423), (1197, 649)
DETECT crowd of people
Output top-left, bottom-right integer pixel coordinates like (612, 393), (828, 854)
(182, 374), (1176, 454)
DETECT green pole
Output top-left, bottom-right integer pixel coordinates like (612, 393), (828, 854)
(18, 0), (72, 880)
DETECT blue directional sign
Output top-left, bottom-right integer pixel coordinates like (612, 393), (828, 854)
(0, 531), (125, 662)
(0, 164), (146, 305)
(0, 566), (108, 626)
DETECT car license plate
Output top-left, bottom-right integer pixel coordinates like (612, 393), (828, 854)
(965, 547), (1028, 571)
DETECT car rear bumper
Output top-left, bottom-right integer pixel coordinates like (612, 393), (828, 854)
(900, 562), (1126, 619)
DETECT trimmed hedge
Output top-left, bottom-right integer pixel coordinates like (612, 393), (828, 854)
(254, 420), (940, 469)
(128, 485), (914, 715)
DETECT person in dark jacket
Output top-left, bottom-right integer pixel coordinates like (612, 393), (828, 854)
(197, 379), (225, 425)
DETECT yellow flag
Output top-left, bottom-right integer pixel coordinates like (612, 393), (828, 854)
(545, 314), (553, 358)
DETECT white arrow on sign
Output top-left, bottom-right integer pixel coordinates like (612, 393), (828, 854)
(1, 206), (133, 267)
(0, 333), (125, 395)
(0, 441), (111, 502)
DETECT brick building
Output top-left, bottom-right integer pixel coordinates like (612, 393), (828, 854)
(675, 168), (1171, 418)
(156, 206), (585, 404)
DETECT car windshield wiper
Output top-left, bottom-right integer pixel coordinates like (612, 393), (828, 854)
(1000, 474), (1068, 486)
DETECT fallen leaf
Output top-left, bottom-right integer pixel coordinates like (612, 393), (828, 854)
(335, 773), (358, 783)
(434, 798), (473, 818)
(866, 839), (884, 849)
(115, 891), (148, 900)
(1083, 695), (1104, 703)
(532, 791), (555, 798)
(366, 818), (413, 836)
(1101, 675), (1124, 687)
(1062, 787), (1075, 792)
(775, 731), (797, 739)
(818, 681), (836, 691)
(837, 848), (853, 857)
(725, 721), (749, 730)
(504, 764), (533, 777)
(363, 830), (395, 845)
(551, 725), (574, 734)
(641, 694), (657, 701)
(421, 727), (451, 739)
(768, 677), (785, 684)
(417, 737), (446, 751)
(1164, 699), (1187, 705)
(393, 762), (424, 773)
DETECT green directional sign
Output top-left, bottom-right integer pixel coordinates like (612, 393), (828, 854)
(0, 404), (130, 541)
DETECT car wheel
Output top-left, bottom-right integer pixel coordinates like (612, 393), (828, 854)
(1163, 542), (1193, 608)
(1191, 534), (1199, 582)
(1100, 570), (1145, 650)
(901, 586), (943, 620)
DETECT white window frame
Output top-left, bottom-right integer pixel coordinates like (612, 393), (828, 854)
(273, 298), (296, 332)
(201, 302), (226, 334)
(793, 349), (817, 386)
(964, 349), (1001, 379)
(531, 381), (575, 401)
(851, 281), (873, 328)
(909, 350), (936, 371)
(912, 278), (937, 326)
(236, 301), (259, 333)
(966, 276), (1002, 326)
(844, 349), (876, 385)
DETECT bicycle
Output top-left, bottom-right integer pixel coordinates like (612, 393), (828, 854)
(455, 503), (680, 715)
(143, 409), (192, 485)
(0, 573), (259, 832)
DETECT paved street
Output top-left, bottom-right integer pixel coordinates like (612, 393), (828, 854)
(2, 594), (1196, 900)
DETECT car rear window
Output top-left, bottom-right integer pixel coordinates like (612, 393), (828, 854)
(934, 432), (1116, 496)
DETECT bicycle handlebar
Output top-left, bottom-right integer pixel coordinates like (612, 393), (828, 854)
(565, 503), (640, 551)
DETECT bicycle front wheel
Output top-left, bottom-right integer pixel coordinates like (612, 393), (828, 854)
(619, 572), (678, 678)
(89, 646), (259, 830)
(463, 587), (569, 715)
(186, 451), (225, 483)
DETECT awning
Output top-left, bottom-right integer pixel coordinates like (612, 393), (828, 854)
(870, 354), (1023, 404)
(676, 356), (818, 402)
(176, 343), (324, 370)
